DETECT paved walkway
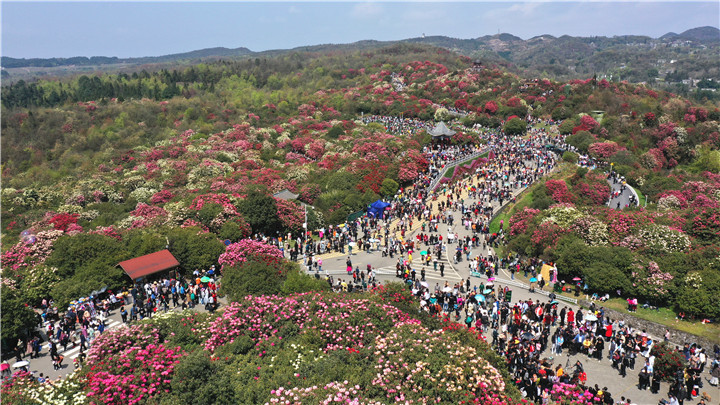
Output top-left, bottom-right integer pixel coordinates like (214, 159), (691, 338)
(607, 178), (640, 209)
(310, 166), (715, 405)
(13, 297), (225, 381)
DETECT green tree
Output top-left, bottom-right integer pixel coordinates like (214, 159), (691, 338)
(503, 117), (526, 136)
(558, 119), (576, 135)
(1, 288), (40, 351)
(281, 268), (330, 294)
(167, 227), (225, 274)
(565, 130), (595, 152)
(170, 350), (238, 404)
(45, 233), (129, 278)
(562, 151), (579, 163)
(220, 260), (287, 302)
(238, 190), (282, 236)
(380, 178), (399, 197)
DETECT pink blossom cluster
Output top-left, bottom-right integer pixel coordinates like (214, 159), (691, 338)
(267, 382), (383, 405)
(531, 222), (570, 248)
(202, 293), (418, 354)
(130, 203), (167, 219)
(217, 239), (285, 270)
(588, 141), (623, 159)
(509, 207), (541, 236)
(545, 180), (575, 204)
(548, 382), (602, 404)
(275, 198), (304, 231)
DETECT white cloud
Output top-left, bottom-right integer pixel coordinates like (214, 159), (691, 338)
(505, 2), (540, 16)
(352, 2), (384, 19)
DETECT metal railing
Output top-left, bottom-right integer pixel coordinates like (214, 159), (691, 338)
(428, 148), (489, 192)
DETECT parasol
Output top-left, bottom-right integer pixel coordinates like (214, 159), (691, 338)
(12, 361), (29, 369)
(420, 281), (429, 288)
(475, 294), (486, 302)
(420, 250), (427, 255)
(584, 314), (598, 322)
(200, 276), (211, 283)
(483, 288), (493, 294)
(529, 277), (538, 283)
(572, 277), (582, 281)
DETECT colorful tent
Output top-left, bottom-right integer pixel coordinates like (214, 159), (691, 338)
(367, 200), (391, 219)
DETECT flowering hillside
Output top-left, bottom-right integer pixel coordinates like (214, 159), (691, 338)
(1, 292), (528, 404)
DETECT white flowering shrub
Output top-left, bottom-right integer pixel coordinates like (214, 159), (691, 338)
(637, 224), (690, 253)
(129, 187), (157, 203)
(542, 204), (583, 228)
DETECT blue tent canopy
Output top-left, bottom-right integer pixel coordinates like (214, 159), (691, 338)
(367, 200), (391, 219)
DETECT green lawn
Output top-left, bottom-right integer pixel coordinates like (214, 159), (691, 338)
(591, 298), (720, 344)
(633, 186), (646, 206)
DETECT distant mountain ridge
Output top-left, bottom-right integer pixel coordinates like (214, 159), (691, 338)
(1, 47), (252, 69)
(2, 26), (718, 85)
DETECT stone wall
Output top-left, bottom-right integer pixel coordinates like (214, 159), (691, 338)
(579, 299), (716, 351)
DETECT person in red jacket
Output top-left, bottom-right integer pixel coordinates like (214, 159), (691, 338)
(567, 309), (575, 326)
(605, 322), (613, 341)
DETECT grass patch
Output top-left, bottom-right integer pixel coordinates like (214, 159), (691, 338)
(634, 187), (646, 206)
(591, 298), (720, 345)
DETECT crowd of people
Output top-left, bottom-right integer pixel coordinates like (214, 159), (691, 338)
(2, 267), (221, 382)
(360, 114), (431, 136)
(300, 118), (719, 404)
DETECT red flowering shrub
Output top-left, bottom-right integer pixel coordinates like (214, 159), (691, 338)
(650, 342), (686, 381)
(545, 180), (574, 203)
(509, 207), (540, 236)
(531, 222), (570, 250)
(588, 141), (622, 159)
(49, 213), (79, 231)
(217, 239), (284, 271)
(150, 190), (174, 204)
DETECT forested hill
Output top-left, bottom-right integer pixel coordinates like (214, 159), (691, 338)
(2, 27), (718, 87)
(1, 47), (253, 69)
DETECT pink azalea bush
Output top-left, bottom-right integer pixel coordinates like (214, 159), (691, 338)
(545, 180), (575, 204)
(509, 207), (540, 236)
(217, 239), (285, 270)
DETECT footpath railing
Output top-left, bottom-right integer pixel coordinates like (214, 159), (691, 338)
(428, 149), (488, 192)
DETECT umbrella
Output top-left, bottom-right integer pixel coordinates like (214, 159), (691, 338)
(488, 277), (495, 281)
(12, 361), (29, 369)
(485, 281), (494, 287)
(200, 276), (211, 283)
(521, 332), (535, 340)
(442, 286), (452, 293)
(483, 288), (493, 294)
(420, 281), (429, 288)
(420, 250), (427, 255)
(550, 300), (559, 305)
(529, 277), (538, 283)
(348, 242), (356, 247)
(585, 314), (598, 322)
(475, 294), (486, 302)
(572, 277), (582, 281)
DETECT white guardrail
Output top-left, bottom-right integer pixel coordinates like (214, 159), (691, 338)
(428, 149), (488, 192)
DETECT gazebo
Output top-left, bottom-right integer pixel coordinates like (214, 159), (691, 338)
(273, 189), (299, 201)
(428, 121), (455, 145)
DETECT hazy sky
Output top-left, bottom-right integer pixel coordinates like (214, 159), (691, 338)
(2, 1), (718, 58)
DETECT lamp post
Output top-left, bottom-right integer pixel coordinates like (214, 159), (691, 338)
(303, 204), (308, 269)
